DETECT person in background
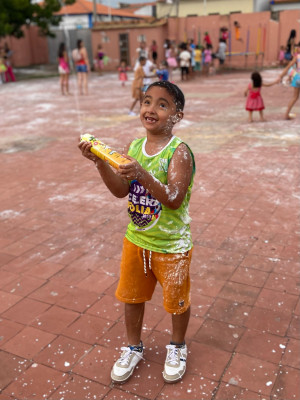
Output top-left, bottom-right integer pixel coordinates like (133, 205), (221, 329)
(118, 60), (129, 87)
(166, 42), (177, 81)
(212, 38), (227, 72)
(278, 45), (285, 66)
(150, 40), (158, 64)
(284, 29), (296, 63)
(95, 44), (105, 75)
(194, 45), (202, 74)
(244, 71), (276, 122)
(73, 39), (90, 95)
(275, 42), (300, 119)
(156, 60), (169, 81)
(203, 43), (213, 75)
(179, 43), (191, 81)
(4, 42), (16, 83)
(0, 47), (7, 84)
(57, 42), (70, 95)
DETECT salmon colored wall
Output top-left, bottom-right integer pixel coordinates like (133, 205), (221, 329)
(0, 26), (48, 67)
(279, 9), (300, 49)
(92, 25), (168, 69)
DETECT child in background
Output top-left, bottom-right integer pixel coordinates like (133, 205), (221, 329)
(244, 71), (275, 122)
(78, 80), (195, 385)
(194, 45), (202, 73)
(275, 42), (300, 119)
(95, 44), (105, 75)
(57, 42), (70, 95)
(156, 60), (169, 81)
(118, 60), (129, 87)
(0, 47), (7, 83)
(129, 56), (147, 116)
(203, 44), (213, 74)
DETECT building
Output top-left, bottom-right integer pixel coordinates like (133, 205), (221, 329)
(55, 0), (147, 30)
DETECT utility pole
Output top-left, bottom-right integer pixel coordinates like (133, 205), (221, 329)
(93, 0), (97, 26)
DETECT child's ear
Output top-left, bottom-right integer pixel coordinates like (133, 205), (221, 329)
(171, 112), (183, 124)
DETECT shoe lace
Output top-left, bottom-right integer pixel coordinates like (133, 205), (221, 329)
(118, 346), (144, 366)
(165, 344), (179, 366)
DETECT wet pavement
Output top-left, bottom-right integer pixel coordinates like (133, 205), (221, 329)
(0, 69), (299, 400)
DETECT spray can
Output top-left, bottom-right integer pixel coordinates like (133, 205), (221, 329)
(80, 133), (131, 170)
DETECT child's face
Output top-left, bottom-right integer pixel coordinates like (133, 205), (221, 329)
(140, 86), (183, 135)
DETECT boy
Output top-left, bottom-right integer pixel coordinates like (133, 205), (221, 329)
(129, 56), (147, 116)
(156, 60), (169, 81)
(78, 81), (195, 384)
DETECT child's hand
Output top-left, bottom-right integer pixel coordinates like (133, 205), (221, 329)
(117, 155), (143, 181)
(78, 139), (98, 163)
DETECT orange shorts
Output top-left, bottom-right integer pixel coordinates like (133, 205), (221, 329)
(115, 238), (192, 315)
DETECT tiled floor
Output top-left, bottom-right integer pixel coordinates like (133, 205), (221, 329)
(0, 68), (299, 399)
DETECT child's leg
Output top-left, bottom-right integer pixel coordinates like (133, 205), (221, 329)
(77, 72), (82, 94)
(248, 111), (253, 122)
(130, 98), (138, 112)
(259, 110), (265, 121)
(171, 307), (190, 344)
(285, 87), (300, 119)
(83, 73), (88, 95)
(60, 74), (64, 94)
(125, 303), (145, 345)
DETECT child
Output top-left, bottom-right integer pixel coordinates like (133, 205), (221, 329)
(78, 80), (195, 385)
(0, 47), (7, 84)
(275, 42), (300, 119)
(194, 45), (202, 73)
(278, 45), (285, 66)
(203, 44), (213, 74)
(129, 56), (147, 116)
(244, 71), (275, 122)
(179, 43), (191, 81)
(118, 60), (129, 87)
(95, 44), (105, 75)
(156, 60), (169, 81)
(57, 42), (70, 95)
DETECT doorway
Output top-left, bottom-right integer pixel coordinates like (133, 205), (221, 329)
(119, 33), (130, 66)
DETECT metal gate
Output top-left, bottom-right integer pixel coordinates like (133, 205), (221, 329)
(119, 33), (130, 66)
(47, 29), (93, 68)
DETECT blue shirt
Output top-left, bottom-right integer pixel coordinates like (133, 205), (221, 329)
(156, 69), (169, 81)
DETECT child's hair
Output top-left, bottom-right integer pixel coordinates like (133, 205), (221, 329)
(77, 39), (82, 50)
(58, 42), (65, 58)
(146, 81), (185, 112)
(139, 56), (146, 62)
(161, 60), (168, 68)
(206, 43), (212, 50)
(251, 71), (262, 88)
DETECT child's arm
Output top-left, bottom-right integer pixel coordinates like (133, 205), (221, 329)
(275, 56), (297, 83)
(117, 144), (193, 210)
(78, 141), (129, 198)
(262, 81), (277, 87)
(244, 86), (249, 96)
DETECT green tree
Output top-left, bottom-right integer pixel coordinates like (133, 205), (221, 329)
(0, 0), (75, 38)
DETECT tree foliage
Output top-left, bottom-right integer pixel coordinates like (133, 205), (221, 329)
(0, 0), (75, 38)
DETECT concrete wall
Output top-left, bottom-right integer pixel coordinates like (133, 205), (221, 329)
(92, 25), (168, 68)
(0, 26), (49, 67)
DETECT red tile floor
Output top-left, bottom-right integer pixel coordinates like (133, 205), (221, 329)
(0, 68), (299, 399)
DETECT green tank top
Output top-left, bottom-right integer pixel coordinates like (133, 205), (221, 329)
(125, 136), (195, 253)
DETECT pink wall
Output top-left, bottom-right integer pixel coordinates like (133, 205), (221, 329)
(92, 24), (168, 69)
(279, 9), (300, 48)
(0, 26), (48, 67)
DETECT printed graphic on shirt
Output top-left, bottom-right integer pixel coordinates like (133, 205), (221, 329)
(128, 180), (162, 230)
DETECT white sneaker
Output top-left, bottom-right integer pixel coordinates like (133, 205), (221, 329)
(163, 344), (187, 383)
(128, 111), (136, 116)
(111, 344), (144, 384)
